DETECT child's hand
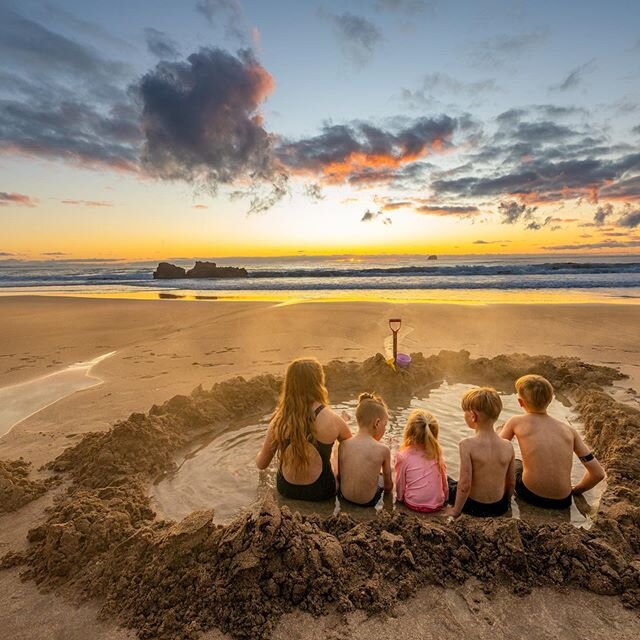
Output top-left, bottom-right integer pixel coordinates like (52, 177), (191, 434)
(341, 410), (350, 423)
(442, 506), (459, 518)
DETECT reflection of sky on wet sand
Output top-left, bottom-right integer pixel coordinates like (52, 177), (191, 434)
(151, 382), (603, 528)
(0, 352), (115, 438)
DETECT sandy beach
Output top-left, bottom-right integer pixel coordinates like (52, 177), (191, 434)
(1, 295), (639, 639)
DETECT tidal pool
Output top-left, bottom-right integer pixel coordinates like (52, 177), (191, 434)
(151, 382), (604, 528)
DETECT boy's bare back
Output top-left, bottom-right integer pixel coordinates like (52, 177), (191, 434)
(502, 413), (575, 499)
(339, 436), (391, 504)
(461, 433), (514, 503)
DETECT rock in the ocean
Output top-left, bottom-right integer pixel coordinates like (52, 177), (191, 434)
(186, 261), (248, 278)
(153, 262), (187, 279)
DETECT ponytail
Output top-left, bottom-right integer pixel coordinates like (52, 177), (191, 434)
(402, 409), (444, 473)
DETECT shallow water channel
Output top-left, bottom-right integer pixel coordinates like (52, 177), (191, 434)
(151, 382), (604, 528)
(0, 352), (114, 439)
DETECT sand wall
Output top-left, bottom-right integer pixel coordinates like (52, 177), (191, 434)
(2, 351), (639, 639)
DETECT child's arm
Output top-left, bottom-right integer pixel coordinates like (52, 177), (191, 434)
(382, 447), (393, 492)
(440, 461), (449, 503)
(255, 422), (276, 470)
(505, 452), (516, 498)
(572, 430), (605, 494)
(445, 442), (472, 517)
(499, 416), (516, 441)
(394, 452), (406, 502)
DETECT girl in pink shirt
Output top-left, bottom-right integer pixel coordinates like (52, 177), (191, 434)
(395, 409), (448, 512)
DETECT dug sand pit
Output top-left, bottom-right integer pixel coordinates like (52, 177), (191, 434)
(0, 459), (51, 513)
(3, 351), (640, 639)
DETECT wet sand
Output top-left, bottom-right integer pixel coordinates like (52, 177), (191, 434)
(1, 296), (639, 639)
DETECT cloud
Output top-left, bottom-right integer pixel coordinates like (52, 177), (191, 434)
(192, 204), (209, 209)
(324, 11), (383, 66)
(401, 72), (498, 107)
(550, 60), (595, 92)
(144, 28), (180, 59)
(414, 204), (480, 217)
(525, 215), (553, 231)
(0, 252), (15, 256)
(497, 200), (536, 224)
(196, 0), (246, 43)
(0, 9), (140, 172)
(361, 209), (392, 224)
(138, 48), (287, 211)
(0, 7), (129, 84)
(469, 31), (546, 67)
(41, 251), (68, 256)
(473, 240), (511, 245)
(60, 200), (113, 207)
(542, 240), (640, 250)
(374, 0), (435, 14)
(618, 210), (640, 228)
(0, 191), (37, 206)
(277, 115), (456, 185)
(594, 203), (613, 225)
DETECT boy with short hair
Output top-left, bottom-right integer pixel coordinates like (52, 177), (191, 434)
(446, 387), (515, 517)
(500, 374), (605, 508)
(338, 392), (393, 506)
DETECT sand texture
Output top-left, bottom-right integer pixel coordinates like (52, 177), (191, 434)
(1, 351), (637, 639)
(1, 297), (639, 639)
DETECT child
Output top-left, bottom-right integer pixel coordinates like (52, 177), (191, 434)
(446, 387), (515, 518)
(338, 392), (393, 506)
(500, 374), (605, 508)
(395, 409), (448, 512)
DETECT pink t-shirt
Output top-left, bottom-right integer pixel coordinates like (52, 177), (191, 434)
(395, 447), (448, 512)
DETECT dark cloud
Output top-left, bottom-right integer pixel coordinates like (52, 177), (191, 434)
(138, 48), (287, 211)
(0, 7), (129, 84)
(0, 191), (36, 206)
(473, 240), (511, 245)
(633, 125), (640, 135)
(381, 200), (413, 211)
(324, 11), (383, 66)
(41, 252), (68, 256)
(550, 60), (595, 92)
(0, 252), (15, 256)
(303, 183), (324, 201)
(144, 28), (180, 59)
(60, 200), (113, 207)
(594, 203), (613, 225)
(277, 116), (456, 185)
(196, 0), (246, 43)
(497, 200), (537, 224)
(618, 210), (640, 228)
(361, 209), (392, 224)
(525, 215), (553, 231)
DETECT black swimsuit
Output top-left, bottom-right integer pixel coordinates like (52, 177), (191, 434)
(276, 405), (337, 502)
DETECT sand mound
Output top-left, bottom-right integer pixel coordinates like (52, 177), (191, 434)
(4, 351), (639, 639)
(0, 458), (51, 513)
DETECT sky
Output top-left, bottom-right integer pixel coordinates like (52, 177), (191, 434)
(1, 0), (640, 260)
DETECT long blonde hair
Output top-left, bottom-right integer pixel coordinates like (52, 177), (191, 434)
(402, 409), (444, 473)
(271, 358), (329, 473)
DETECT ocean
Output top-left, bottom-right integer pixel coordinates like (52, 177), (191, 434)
(1, 254), (639, 302)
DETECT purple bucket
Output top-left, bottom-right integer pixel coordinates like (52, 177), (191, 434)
(396, 353), (411, 369)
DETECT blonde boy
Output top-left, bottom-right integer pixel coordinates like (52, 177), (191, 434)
(500, 374), (605, 508)
(446, 388), (515, 517)
(338, 392), (393, 506)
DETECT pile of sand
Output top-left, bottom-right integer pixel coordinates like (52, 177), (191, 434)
(0, 458), (51, 513)
(3, 351), (639, 639)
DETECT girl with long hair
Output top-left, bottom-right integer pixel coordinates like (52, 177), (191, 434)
(395, 408), (448, 512)
(256, 358), (351, 501)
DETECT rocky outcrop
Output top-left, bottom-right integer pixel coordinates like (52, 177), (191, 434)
(153, 261), (248, 279)
(186, 261), (248, 279)
(153, 262), (187, 279)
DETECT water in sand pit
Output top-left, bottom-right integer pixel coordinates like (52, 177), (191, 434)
(150, 382), (604, 528)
